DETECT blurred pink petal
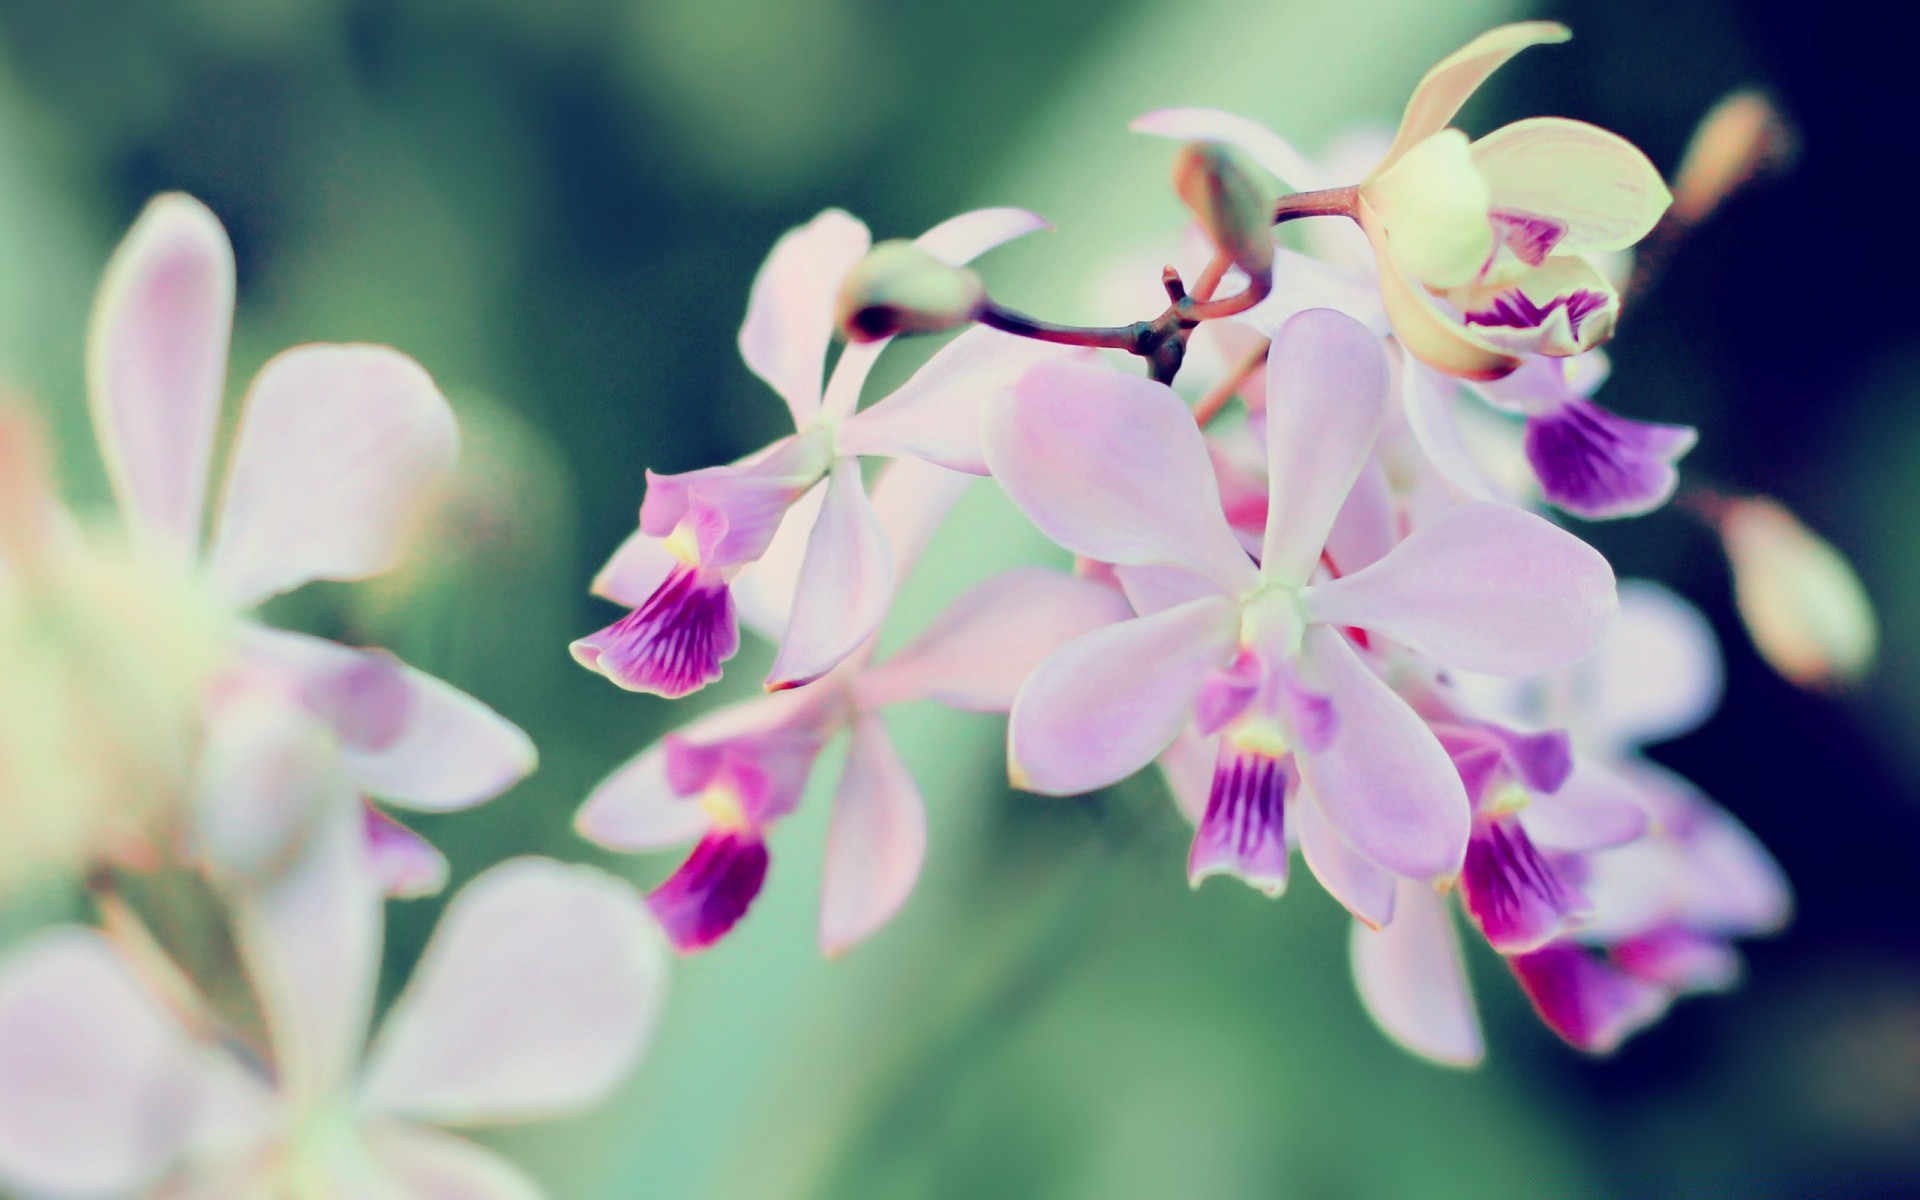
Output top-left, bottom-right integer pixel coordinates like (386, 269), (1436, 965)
(818, 715), (927, 955)
(738, 209), (871, 428)
(191, 664), (348, 880)
(86, 192), (234, 557)
(837, 329), (1071, 474)
(0, 931), (202, 1196)
(1157, 728), (1218, 826)
(589, 529), (680, 609)
(648, 830), (770, 953)
(1522, 759), (1650, 853)
(1129, 107), (1327, 190)
(1260, 309), (1392, 584)
(361, 858), (667, 1124)
(206, 345), (457, 608)
(1584, 580), (1724, 753)
(365, 806), (451, 900)
(1296, 794), (1397, 929)
(1508, 942), (1668, 1054)
(1009, 596), (1239, 796)
(1350, 882), (1483, 1067)
(1304, 502), (1617, 675)
(1293, 626), (1469, 881)
(856, 567), (1131, 712)
(364, 1124), (545, 1200)
(986, 360), (1258, 595)
(765, 458), (893, 691)
(243, 627), (535, 812)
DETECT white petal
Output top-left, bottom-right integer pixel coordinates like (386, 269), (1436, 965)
(86, 193), (234, 558)
(1350, 882), (1484, 1067)
(360, 859), (667, 1124)
(738, 209), (871, 429)
(0, 930), (201, 1196)
(1584, 580), (1724, 752)
(207, 345), (458, 608)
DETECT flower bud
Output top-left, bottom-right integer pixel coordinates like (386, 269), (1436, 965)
(1717, 496), (1875, 689)
(834, 241), (986, 342)
(1171, 142), (1275, 279)
(1670, 91), (1793, 228)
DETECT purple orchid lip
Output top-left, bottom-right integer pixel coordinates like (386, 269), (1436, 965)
(1461, 816), (1587, 954)
(1463, 287), (1610, 336)
(648, 829), (772, 953)
(1524, 398), (1697, 520)
(1509, 942), (1670, 1055)
(571, 563), (740, 698)
(1188, 742), (1293, 897)
(1488, 209), (1567, 269)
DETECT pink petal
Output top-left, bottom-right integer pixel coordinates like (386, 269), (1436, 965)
(1259, 309), (1393, 584)
(363, 1125), (544, 1200)
(1509, 943), (1668, 1055)
(570, 563), (740, 698)
(837, 329), (1075, 474)
(1186, 743), (1292, 897)
(365, 805), (452, 899)
(0, 931), (201, 1196)
(1400, 347), (1508, 503)
(1460, 816), (1588, 954)
(1293, 626), (1470, 881)
(729, 479), (827, 642)
(1129, 107), (1327, 191)
(648, 830), (771, 952)
(738, 209), (871, 428)
(589, 528), (679, 609)
(856, 567), (1131, 713)
(985, 360), (1259, 596)
(1157, 728), (1218, 826)
(764, 457), (894, 690)
(1349, 882), (1484, 1067)
(86, 193), (234, 558)
(1008, 596), (1239, 796)
(1296, 792), (1397, 929)
(1376, 22), (1570, 171)
(819, 715), (927, 955)
(1240, 249), (1386, 338)
(1324, 454), (1399, 576)
(241, 626), (536, 813)
(361, 858), (668, 1124)
(1521, 758), (1651, 853)
(1303, 502), (1617, 675)
(206, 345), (457, 608)
(1585, 580), (1724, 753)
(637, 432), (835, 569)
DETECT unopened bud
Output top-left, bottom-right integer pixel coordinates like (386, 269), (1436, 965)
(835, 241), (985, 342)
(1171, 142), (1275, 279)
(1716, 495), (1875, 689)
(1671, 91), (1794, 227)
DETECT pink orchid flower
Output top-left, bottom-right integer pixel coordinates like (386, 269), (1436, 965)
(577, 459), (1130, 953)
(572, 207), (1070, 699)
(1136, 21), (1672, 380)
(79, 194), (535, 894)
(0, 806), (666, 1199)
(1352, 582), (1787, 1062)
(987, 308), (1617, 898)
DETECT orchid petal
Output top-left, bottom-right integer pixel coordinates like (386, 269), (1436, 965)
(985, 360), (1258, 595)
(1296, 790), (1397, 928)
(1400, 351), (1506, 502)
(1587, 580), (1724, 752)
(819, 715), (927, 955)
(1260, 308), (1392, 584)
(86, 193), (234, 558)
(837, 329), (1074, 474)
(1453, 256), (1620, 358)
(856, 567), (1131, 713)
(637, 432), (834, 569)
(1241, 249), (1387, 340)
(207, 345), (457, 608)
(730, 478), (827, 643)
(1362, 130), (1494, 289)
(361, 858), (667, 1124)
(1523, 758), (1652, 853)
(589, 528), (680, 609)
(1350, 881), (1484, 1067)
(764, 457), (894, 690)
(240, 626), (535, 812)
(1509, 943), (1668, 1054)
(0, 931), (201, 1196)
(1461, 817), (1588, 954)
(1358, 206), (1520, 381)
(1157, 728), (1218, 826)
(1129, 107), (1326, 191)
(739, 209), (871, 428)
(1304, 502), (1617, 675)
(365, 806), (452, 899)
(1524, 398), (1695, 519)
(1471, 117), (1671, 254)
(648, 831), (771, 953)
(1009, 596), (1240, 796)
(191, 665), (346, 881)
(1293, 626), (1470, 881)
(1378, 21), (1571, 169)
(363, 1125), (544, 1200)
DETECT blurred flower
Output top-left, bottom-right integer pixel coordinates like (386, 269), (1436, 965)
(577, 459), (1128, 953)
(69, 193), (536, 889)
(0, 808), (668, 1199)
(1708, 495), (1877, 689)
(574, 206), (1065, 698)
(988, 310), (1615, 899)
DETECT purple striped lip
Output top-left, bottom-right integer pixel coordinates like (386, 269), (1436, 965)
(1461, 816), (1588, 954)
(1508, 942), (1671, 1054)
(1187, 742), (1294, 897)
(571, 563), (740, 698)
(1463, 287), (1610, 337)
(648, 830), (772, 953)
(1523, 398), (1697, 520)
(1489, 209), (1567, 269)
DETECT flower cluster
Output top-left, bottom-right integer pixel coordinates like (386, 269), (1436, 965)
(569, 23), (1854, 1063)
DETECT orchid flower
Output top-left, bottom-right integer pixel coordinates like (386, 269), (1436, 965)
(1351, 582), (1788, 1061)
(1136, 22), (1672, 381)
(59, 194), (537, 893)
(572, 206), (1070, 699)
(0, 809), (667, 1199)
(577, 459), (1130, 953)
(987, 308), (1617, 899)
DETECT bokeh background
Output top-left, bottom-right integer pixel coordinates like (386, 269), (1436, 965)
(3, 0), (1916, 1194)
